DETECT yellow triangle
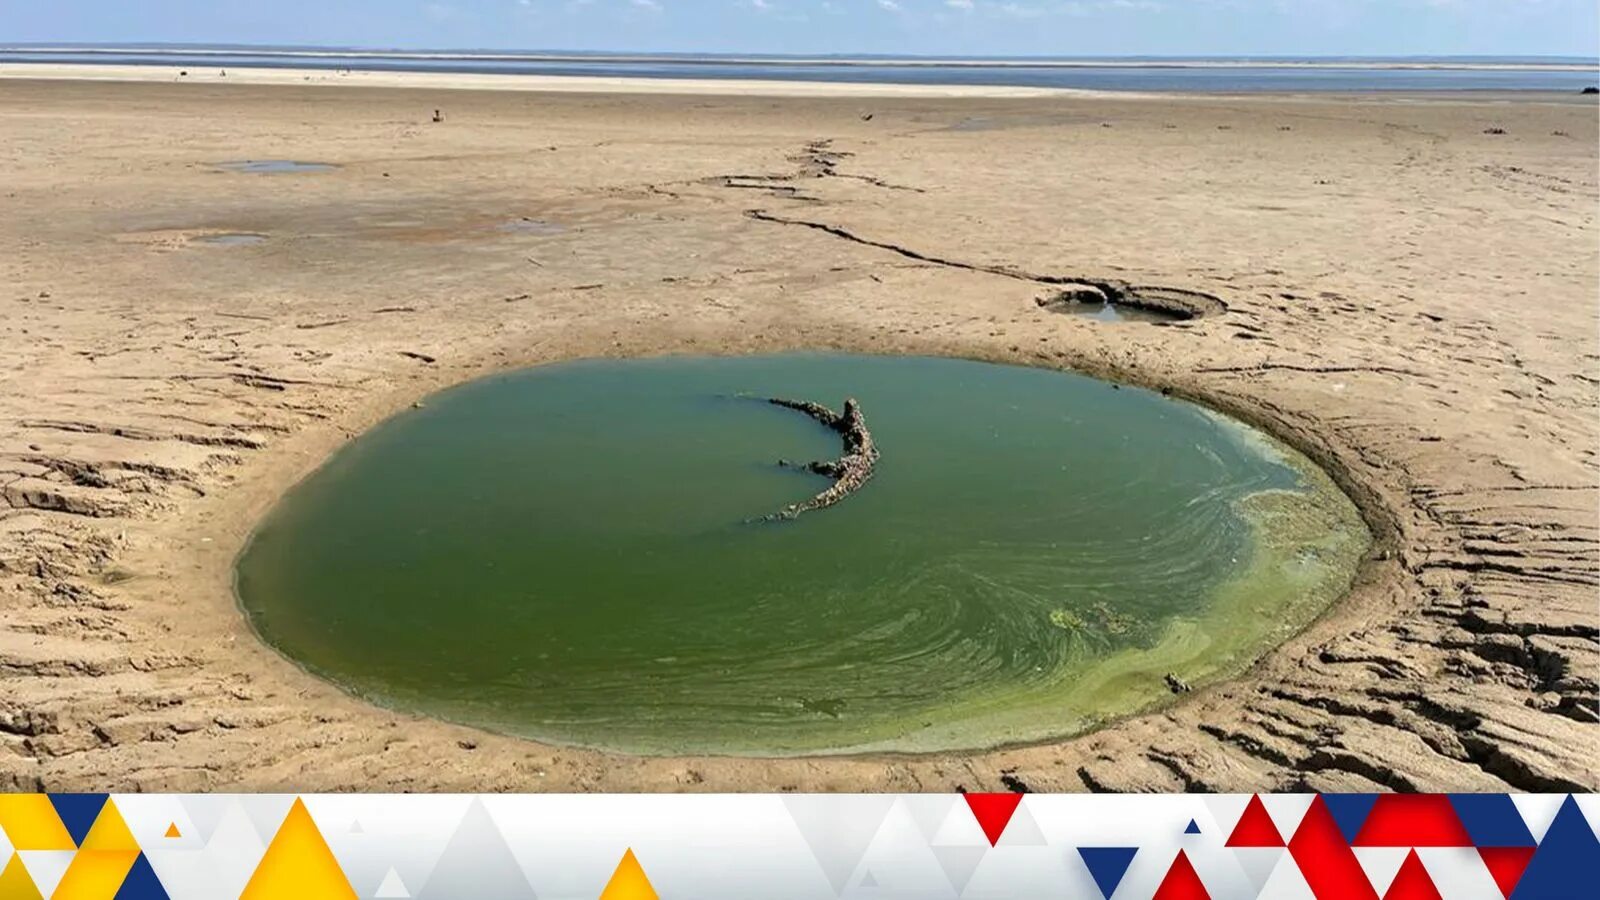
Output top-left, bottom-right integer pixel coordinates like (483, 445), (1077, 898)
(164, 823), (181, 839)
(0, 796), (74, 851)
(240, 798), (356, 900)
(0, 853), (44, 900)
(598, 848), (658, 900)
(51, 849), (139, 900)
(78, 800), (138, 852)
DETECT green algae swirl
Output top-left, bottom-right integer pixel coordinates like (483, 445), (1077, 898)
(235, 354), (1370, 755)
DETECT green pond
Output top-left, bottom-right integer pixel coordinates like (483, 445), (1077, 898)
(236, 354), (1369, 755)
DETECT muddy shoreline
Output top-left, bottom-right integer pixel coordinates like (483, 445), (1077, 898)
(0, 78), (1593, 792)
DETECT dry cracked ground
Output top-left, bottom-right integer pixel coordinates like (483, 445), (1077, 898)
(0, 79), (1596, 792)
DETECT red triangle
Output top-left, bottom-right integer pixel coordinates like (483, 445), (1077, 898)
(1382, 850), (1442, 900)
(1354, 796), (1472, 847)
(1288, 796), (1379, 900)
(962, 793), (1024, 847)
(1478, 846), (1535, 899)
(1152, 849), (1211, 900)
(1226, 795), (1285, 848)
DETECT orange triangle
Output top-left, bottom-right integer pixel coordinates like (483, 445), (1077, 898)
(53, 849), (141, 899)
(598, 848), (658, 900)
(241, 798), (357, 900)
(1152, 849), (1211, 900)
(1226, 795), (1285, 848)
(1383, 850), (1443, 900)
(165, 823), (182, 839)
(0, 853), (43, 900)
(79, 799), (139, 852)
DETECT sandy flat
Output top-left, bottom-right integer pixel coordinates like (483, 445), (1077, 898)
(0, 75), (1595, 792)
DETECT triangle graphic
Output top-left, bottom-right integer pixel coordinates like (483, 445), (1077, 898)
(375, 867), (410, 899)
(164, 824), (181, 840)
(1257, 851), (1317, 900)
(932, 845), (986, 896)
(17, 850), (75, 897)
(241, 798), (357, 900)
(1323, 795), (1380, 844)
(116, 852), (172, 900)
(1184, 819), (1202, 836)
(1448, 795), (1535, 849)
(899, 796), (958, 844)
(1511, 795), (1600, 900)
(1077, 847), (1137, 900)
(0, 796), (76, 851)
(54, 849), (140, 899)
(598, 849), (657, 900)
(1230, 847), (1284, 895)
(962, 794), (1023, 847)
(48, 794), (109, 847)
(1478, 847), (1535, 899)
(1354, 847), (1410, 896)
(1288, 796), (1379, 900)
(1227, 796), (1285, 848)
(348, 820), (364, 835)
(997, 803), (1046, 847)
(177, 796), (230, 846)
(82, 800), (140, 851)
(1508, 796), (1565, 844)
(782, 795), (895, 892)
(1356, 796), (1472, 848)
(1382, 850), (1442, 900)
(415, 798), (534, 900)
(239, 796), (298, 847)
(1260, 795), (1317, 844)
(1152, 849), (1210, 900)
(859, 869), (878, 888)
(0, 853), (43, 900)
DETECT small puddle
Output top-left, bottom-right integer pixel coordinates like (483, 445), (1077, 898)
(1055, 301), (1186, 324)
(216, 160), (337, 174)
(498, 217), (567, 235)
(194, 232), (268, 246)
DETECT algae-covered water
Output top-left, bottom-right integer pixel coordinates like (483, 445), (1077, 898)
(235, 354), (1369, 755)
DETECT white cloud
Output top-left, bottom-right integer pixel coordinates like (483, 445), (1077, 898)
(877, 0), (902, 10)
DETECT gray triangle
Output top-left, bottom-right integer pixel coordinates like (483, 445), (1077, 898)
(349, 819), (364, 834)
(783, 795), (896, 893)
(375, 867), (410, 898)
(932, 845), (987, 896)
(997, 803), (1046, 847)
(860, 870), (879, 888)
(416, 799), (536, 900)
(1232, 847), (1285, 894)
(178, 795), (230, 845)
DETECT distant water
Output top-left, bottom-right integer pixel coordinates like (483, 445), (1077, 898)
(4, 47), (1597, 93)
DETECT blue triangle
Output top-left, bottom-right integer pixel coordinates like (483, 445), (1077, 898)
(1321, 794), (1379, 844)
(1512, 796), (1599, 900)
(47, 793), (109, 846)
(1449, 794), (1536, 848)
(1183, 819), (1202, 835)
(1078, 847), (1138, 899)
(114, 853), (170, 900)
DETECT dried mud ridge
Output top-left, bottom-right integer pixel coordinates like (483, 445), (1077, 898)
(744, 209), (1225, 321)
(765, 397), (879, 521)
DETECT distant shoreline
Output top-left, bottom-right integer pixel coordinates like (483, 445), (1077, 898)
(5, 45), (1596, 72)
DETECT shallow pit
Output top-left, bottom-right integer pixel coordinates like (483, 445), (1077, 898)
(235, 354), (1369, 756)
(216, 160), (338, 174)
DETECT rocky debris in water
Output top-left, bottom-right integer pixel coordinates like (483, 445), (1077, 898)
(1165, 673), (1193, 694)
(1036, 284), (1109, 308)
(765, 396), (879, 521)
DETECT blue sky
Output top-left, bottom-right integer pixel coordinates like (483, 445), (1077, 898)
(4, 0), (1596, 57)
